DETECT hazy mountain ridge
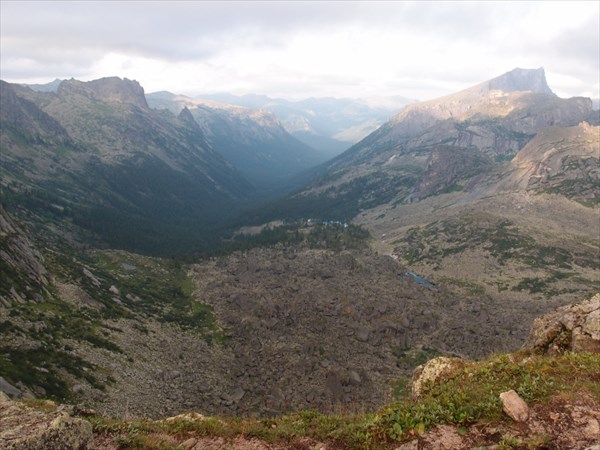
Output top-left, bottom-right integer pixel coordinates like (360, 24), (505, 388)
(146, 91), (326, 188)
(199, 92), (414, 155)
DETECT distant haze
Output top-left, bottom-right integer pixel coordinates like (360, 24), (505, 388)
(1, 1), (598, 101)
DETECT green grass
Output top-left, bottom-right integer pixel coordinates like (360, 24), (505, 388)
(437, 276), (486, 296)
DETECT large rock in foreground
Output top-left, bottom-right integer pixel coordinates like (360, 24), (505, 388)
(0, 394), (93, 450)
(523, 293), (600, 354)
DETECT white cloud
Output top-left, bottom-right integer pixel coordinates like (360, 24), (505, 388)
(1, 1), (598, 101)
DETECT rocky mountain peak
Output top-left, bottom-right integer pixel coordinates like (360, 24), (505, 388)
(484, 67), (555, 96)
(385, 68), (560, 135)
(57, 76), (148, 109)
(178, 106), (197, 127)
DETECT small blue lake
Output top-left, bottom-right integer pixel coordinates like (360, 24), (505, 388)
(403, 271), (436, 288)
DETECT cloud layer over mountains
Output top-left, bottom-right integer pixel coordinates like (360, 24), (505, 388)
(1, 1), (598, 100)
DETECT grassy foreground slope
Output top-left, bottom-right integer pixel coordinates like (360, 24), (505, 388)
(3, 294), (596, 450)
(12, 350), (596, 449)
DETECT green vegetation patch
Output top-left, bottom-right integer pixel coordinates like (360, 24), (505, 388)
(437, 276), (486, 296)
(396, 216), (598, 272)
(214, 222), (371, 256)
(378, 352), (599, 444)
(0, 346), (102, 400)
(90, 250), (224, 340)
(0, 241), (225, 403)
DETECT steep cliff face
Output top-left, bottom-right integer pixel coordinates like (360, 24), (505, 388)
(484, 67), (555, 96)
(0, 208), (49, 306)
(57, 76), (149, 109)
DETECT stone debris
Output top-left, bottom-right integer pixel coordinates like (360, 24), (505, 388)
(0, 376), (22, 399)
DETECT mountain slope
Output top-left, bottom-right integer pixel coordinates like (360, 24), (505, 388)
(263, 68), (593, 220)
(1, 78), (253, 254)
(147, 92), (325, 189)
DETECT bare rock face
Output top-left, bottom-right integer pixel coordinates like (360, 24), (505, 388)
(0, 207), (49, 306)
(411, 357), (464, 398)
(0, 397), (93, 450)
(58, 77), (148, 109)
(412, 145), (493, 199)
(499, 389), (529, 422)
(486, 67), (555, 96)
(523, 293), (600, 354)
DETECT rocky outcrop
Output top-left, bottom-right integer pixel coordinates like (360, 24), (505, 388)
(506, 122), (600, 201)
(411, 357), (464, 398)
(523, 293), (600, 354)
(58, 77), (148, 109)
(486, 67), (555, 96)
(0, 397), (93, 450)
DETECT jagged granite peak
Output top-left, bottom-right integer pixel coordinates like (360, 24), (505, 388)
(485, 67), (555, 96)
(178, 106), (198, 128)
(57, 76), (148, 109)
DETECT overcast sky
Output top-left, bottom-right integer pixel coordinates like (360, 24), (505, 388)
(1, 1), (598, 101)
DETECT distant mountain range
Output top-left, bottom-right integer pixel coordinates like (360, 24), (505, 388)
(197, 92), (414, 156)
(25, 79), (414, 158)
